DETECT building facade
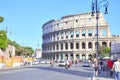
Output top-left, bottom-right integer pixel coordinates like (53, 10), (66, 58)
(42, 12), (119, 61)
(34, 48), (42, 59)
(111, 40), (120, 59)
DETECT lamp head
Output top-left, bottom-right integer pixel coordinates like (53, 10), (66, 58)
(104, 7), (108, 14)
(91, 2), (95, 16)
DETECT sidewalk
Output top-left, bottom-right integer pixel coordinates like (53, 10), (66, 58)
(92, 70), (114, 80)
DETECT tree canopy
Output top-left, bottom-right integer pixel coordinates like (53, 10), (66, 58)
(8, 39), (34, 57)
(0, 30), (8, 50)
(98, 45), (111, 58)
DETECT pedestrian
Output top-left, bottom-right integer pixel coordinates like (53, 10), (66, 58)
(112, 58), (120, 80)
(50, 59), (53, 67)
(107, 59), (114, 77)
(99, 60), (103, 70)
(94, 62), (98, 77)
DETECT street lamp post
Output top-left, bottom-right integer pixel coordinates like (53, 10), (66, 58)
(91, 0), (109, 62)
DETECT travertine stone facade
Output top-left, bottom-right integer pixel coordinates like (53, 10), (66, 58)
(42, 12), (118, 61)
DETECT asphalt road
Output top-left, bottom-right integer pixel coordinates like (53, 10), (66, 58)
(0, 63), (92, 80)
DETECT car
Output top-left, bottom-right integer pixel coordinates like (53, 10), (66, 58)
(39, 60), (46, 64)
(33, 60), (39, 65)
(45, 60), (51, 64)
(58, 60), (70, 67)
(82, 61), (90, 67)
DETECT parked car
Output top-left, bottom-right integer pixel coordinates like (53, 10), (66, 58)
(82, 61), (90, 67)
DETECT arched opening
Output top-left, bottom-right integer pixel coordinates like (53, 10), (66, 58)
(102, 42), (107, 47)
(88, 42), (92, 49)
(65, 32), (68, 39)
(70, 42), (73, 49)
(88, 29), (92, 37)
(102, 29), (106, 36)
(82, 42), (85, 49)
(65, 43), (68, 49)
(82, 54), (85, 60)
(88, 54), (92, 60)
(70, 31), (74, 38)
(76, 31), (79, 37)
(65, 54), (68, 60)
(82, 30), (85, 37)
(61, 54), (63, 60)
(70, 54), (73, 60)
(76, 43), (79, 49)
(76, 54), (79, 60)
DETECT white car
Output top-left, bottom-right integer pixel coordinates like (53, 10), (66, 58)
(58, 60), (70, 67)
(82, 62), (90, 67)
(33, 60), (39, 65)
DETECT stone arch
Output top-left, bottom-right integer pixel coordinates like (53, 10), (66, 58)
(76, 31), (79, 37)
(70, 54), (73, 60)
(65, 31), (68, 38)
(65, 54), (68, 60)
(82, 42), (85, 49)
(102, 29), (107, 36)
(82, 30), (85, 37)
(88, 54), (92, 60)
(76, 43), (79, 49)
(102, 42), (107, 47)
(88, 42), (92, 49)
(88, 29), (92, 37)
(76, 54), (79, 60)
(82, 54), (85, 60)
(70, 31), (73, 38)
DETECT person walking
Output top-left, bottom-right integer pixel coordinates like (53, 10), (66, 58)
(99, 60), (103, 70)
(94, 62), (99, 77)
(112, 58), (120, 80)
(107, 59), (114, 77)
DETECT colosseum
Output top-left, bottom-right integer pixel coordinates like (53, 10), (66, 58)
(42, 12), (119, 62)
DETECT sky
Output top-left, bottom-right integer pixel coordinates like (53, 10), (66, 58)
(0, 0), (119, 50)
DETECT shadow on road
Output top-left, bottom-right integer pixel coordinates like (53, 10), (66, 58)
(27, 65), (91, 78)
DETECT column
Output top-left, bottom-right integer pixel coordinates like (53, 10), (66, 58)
(68, 41), (70, 51)
(86, 54), (88, 60)
(59, 54), (61, 61)
(92, 29), (96, 37)
(63, 53), (65, 60)
(79, 53), (82, 60)
(73, 30), (76, 38)
(86, 41), (88, 50)
(73, 53), (76, 61)
(68, 53), (70, 60)
(79, 30), (82, 39)
(59, 43), (61, 51)
(86, 29), (88, 38)
(74, 42), (76, 50)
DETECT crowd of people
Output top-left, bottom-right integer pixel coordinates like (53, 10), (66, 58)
(93, 58), (120, 80)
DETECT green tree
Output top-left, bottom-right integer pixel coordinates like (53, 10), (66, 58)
(98, 45), (111, 58)
(0, 30), (8, 50)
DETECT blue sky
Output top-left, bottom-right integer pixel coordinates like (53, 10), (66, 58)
(0, 0), (119, 50)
